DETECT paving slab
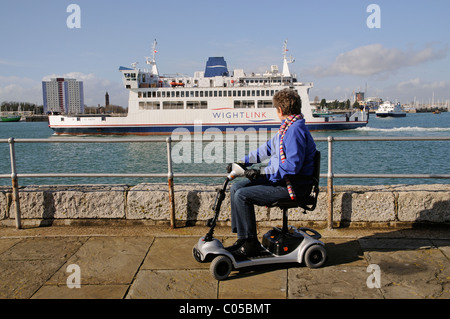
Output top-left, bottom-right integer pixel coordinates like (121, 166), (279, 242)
(0, 237), (87, 299)
(364, 248), (450, 299)
(31, 284), (129, 299)
(142, 237), (209, 270)
(288, 266), (384, 299)
(0, 259), (65, 299)
(127, 269), (217, 299)
(45, 236), (154, 285)
(218, 268), (287, 299)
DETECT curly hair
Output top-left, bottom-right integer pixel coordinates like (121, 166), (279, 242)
(273, 88), (302, 116)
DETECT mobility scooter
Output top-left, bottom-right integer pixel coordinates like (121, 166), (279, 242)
(193, 151), (326, 280)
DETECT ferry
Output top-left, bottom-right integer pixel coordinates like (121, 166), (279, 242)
(375, 101), (406, 118)
(48, 41), (369, 135)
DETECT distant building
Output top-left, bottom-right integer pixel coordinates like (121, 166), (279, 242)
(42, 78), (84, 114)
(105, 91), (110, 107)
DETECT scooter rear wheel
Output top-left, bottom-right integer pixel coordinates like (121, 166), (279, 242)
(210, 255), (233, 280)
(304, 244), (327, 268)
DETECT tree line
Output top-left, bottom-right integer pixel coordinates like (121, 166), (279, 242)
(1, 101), (127, 115)
(318, 98), (360, 110)
(1, 101), (44, 113)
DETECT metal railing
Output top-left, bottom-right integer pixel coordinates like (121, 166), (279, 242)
(1, 136), (450, 230)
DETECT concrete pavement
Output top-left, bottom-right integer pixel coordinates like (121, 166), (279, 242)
(0, 224), (449, 300)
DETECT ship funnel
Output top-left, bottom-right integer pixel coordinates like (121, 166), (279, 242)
(204, 57), (229, 77)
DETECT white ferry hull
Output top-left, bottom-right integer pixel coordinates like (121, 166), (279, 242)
(48, 119), (368, 135)
(48, 108), (368, 135)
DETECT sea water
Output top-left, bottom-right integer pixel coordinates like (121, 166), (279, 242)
(0, 112), (449, 186)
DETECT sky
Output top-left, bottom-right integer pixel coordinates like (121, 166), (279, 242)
(1, 0), (449, 107)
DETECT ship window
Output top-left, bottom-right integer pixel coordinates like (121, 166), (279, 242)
(138, 92), (142, 98)
(163, 101), (184, 109)
(242, 90), (246, 97)
(234, 100), (255, 109)
(258, 100), (273, 108)
(139, 102), (160, 110)
(187, 101), (207, 109)
(214, 91), (217, 97)
(247, 90), (251, 96)
(233, 91), (236, 97)
(219, 91), (222, 97)
(200, 91), (203, 97)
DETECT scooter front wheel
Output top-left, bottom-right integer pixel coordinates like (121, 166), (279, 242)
(304, 244), (327, 268)
(210, 255), (233, 280)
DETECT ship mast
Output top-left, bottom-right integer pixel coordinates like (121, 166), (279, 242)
(146, 39), (159, 76)
(282, 39), (295, 77)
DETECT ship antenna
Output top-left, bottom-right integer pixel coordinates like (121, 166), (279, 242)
(146, 39), (159, 76)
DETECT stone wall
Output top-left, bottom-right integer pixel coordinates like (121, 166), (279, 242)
(1, 183), (449, 227)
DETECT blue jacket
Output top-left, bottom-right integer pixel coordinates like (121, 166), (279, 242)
(244, 118), (316, 185)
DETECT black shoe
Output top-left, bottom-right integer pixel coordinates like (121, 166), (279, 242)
(232, 238), (262, 257)
(225, 238), (246, 252)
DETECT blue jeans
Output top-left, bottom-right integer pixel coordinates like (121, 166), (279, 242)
(230, 177), (291, 240)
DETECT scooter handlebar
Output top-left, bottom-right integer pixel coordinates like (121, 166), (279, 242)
(227, 162), (247, 180)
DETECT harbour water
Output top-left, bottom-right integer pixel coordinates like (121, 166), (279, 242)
(0, 112), (449, 187)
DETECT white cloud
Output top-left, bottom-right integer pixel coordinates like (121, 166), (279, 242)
(306, 44), (447, 77)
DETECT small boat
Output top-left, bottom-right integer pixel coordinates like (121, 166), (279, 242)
(375, 101), (406, 117)
(1, 115), (21, 122)
(432, 109), (441, 114)
(312, 107), (334, 117)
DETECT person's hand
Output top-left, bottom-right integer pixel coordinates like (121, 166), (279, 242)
(244, 169), (260, 180)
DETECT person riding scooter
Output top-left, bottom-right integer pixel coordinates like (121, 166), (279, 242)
(226, 88), (317, 257)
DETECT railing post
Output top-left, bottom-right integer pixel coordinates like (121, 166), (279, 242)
(8, 138), (21, 229)
(327, 136), (334, 230)
(166, 137), (176, 228)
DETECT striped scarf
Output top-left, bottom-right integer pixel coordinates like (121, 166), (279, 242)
(278, 114), (303, 200)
